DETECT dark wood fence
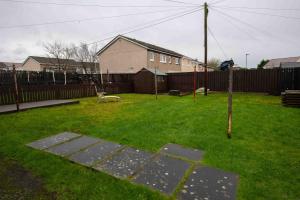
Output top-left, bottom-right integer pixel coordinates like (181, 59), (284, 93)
(0, 71), (135, 105)
(0, 68), (299, 105)
(0, 84), (96, 105)
(168, 68), (300, 95)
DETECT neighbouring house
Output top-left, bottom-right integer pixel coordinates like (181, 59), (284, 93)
(181, 56), (205, 72)
(22, 56), (99, 73)
(0, 62), (22, 71)
(280, 62), (300, 69)
(97, 35), (200, 74)
(134, 67), (168, 94)
(264, 56), (300, 69)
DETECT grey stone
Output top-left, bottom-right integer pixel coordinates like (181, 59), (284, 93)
(133, 155), (190, 194)
(69, 141), (122, 166)
(160, 143), (203, 161)
(178, 166), (238, 200)
(96, 147), (153, 178)
(46, 136), (100, 157)
(27, 132), (81, 150)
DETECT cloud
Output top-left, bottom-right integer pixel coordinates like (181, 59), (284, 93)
(12, 45), (28, 55)
(0, 0), (299, 66)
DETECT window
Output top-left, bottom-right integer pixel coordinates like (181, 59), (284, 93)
(149, 52), (154, 61)
(160, 54), (167, 63)
(168, 56), (172, 64)
(175, 58), (180, 65)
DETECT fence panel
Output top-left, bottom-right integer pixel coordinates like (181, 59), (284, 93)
(0, 84), (97, 105)
(168, 68), (299, 94)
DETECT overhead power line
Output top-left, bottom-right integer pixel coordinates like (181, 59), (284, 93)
(211, 6), (300, 20)
(212, 5), (300, 11)
(87, 7), (202, 46)
(208, 26), (228, 59)
(211, 9), (258, 41)
(0, 8), (184, 29)
(209, 0), (228, 5)
(211, 7), (272, 37)
(211, 7), (299, 46)
(160, 0), (201, 6)
(0, 0), (199, 7)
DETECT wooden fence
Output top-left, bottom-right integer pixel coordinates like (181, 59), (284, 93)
(0, 84), (96, 105)
(168, 68), (300, 95)
(0, 68), (299, 105)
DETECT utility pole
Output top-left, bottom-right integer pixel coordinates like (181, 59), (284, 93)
(204, 2), (208, 96)
(246, 53), (250, 68)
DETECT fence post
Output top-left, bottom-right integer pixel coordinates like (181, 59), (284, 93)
(12, 65), (20, 111)
(52, 71), (56, 84)
(64, 71), (67, 85)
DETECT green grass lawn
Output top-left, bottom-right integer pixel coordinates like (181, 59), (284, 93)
(0, 93), (299, 200)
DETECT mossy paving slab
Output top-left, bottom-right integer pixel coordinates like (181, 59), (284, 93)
(95, 147), (153, 178)
(69, 141), (122, 166)
(27, 133), (238, 199)
(160, 143), (204, 161)
(178, 166), (238, 200)
(133, 154), (190, 194)
(27, 132), (81, 150)
(46, 136), (101, 157)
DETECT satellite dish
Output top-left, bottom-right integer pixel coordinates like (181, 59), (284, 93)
(220, 59), (234, 71)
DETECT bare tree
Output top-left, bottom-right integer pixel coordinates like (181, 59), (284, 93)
(44, 41), (76, 72)
(74, 43), (98, 74)
(44, 41), (75, 84)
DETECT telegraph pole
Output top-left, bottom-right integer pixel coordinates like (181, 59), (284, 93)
(204, 2), (208, 96)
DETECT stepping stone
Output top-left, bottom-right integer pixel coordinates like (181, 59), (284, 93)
(178, 166), (238, 200)
(95, 147), (153, 178)
(46, 136), (101, 157)
(69, 141), (122, 166)
(133, 155), (190, 194)
(160, 144), (203, 161)
(27, 132), (81, 150)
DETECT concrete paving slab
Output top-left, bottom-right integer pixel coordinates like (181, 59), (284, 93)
(69, 141), (122, 166)
(178, 166), (238, 200)
(27, 132), (81, 150)
(46, 136), (101, 157)
(133, 155), (190, 194)
(96, 147), (153, 178)
(160, 144), (203, 161)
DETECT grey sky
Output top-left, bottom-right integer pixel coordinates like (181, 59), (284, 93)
(0, 0), (299, 68)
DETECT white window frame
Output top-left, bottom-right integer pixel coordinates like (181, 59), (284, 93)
(160, 54), (167, 63)
(149, 52), (154, 62)
(168, 56), (172, 64)
(175, 58), (180, 65)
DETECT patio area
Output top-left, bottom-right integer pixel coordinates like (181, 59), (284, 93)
(0, 99), (79, 114)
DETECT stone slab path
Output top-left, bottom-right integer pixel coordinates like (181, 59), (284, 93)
(27, 132), (238, 200)
(0, 100), (79, 114)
